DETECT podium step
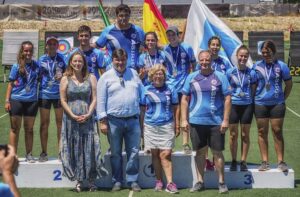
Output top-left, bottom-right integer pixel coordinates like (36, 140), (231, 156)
(15, 151), (294, 189)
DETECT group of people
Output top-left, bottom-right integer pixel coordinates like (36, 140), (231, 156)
(3, 3), (293, 195)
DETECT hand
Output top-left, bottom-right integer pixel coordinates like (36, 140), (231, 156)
(139, 68), (146, 80)
(181, 120), (189, 132)
(220, 120), (229, 134)
(0, 145), (19, 175)
(5, 102), (11, 112)
(77, 114), (90, 123)
(99, 121), (108, 135)
(175, 127), (180, 137)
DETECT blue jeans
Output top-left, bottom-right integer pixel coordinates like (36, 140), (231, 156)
(107, 115), (141, 184)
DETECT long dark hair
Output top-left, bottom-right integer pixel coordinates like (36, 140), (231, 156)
(17, 41), (34, 77)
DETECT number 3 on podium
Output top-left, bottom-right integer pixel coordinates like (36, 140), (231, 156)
(244, 174), (253, 185)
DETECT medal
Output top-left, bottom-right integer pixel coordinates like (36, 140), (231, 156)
(239, 91), (245, 97)
(173, 70), (177, 77)
(48, 81), (53, 88)
(265, 83), (271, 91)
(25, 85), (30, 92)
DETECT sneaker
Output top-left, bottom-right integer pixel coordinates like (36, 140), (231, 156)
(205, 159), (215, 171)
(278, 161), (289, 172)
(189, 181), (205, 193)
(154, 180), (163, 192)
(75, 182), (82, 193)
(183, 144), (192, 155)
(218, 182), (228, 194)
(112, 182), (122, 191)
(89, 181), (97, 192)
(131, 182), (141, 192)
(38, 152), (48, 162)
(240, 160), (248, 171)
(230, 160), (237, 171)
(258, 161), (270, 171)
(25, 153), (35, 163)
(165, 182), (179, 194)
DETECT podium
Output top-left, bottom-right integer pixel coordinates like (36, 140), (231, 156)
(15, 152), (295, 189)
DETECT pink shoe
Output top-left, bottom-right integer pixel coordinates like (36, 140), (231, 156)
(165, 182), (179, 194)
(154, 180), (163, 191)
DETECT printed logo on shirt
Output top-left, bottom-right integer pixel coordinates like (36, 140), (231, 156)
(211, 79), (217, 85)
(91, 56), (97, 63)
(181, 52), (187, 59)
(131, 33), (137, 39)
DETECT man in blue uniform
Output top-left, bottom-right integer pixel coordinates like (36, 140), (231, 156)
(181, 50), (231, 194)
(95, 4), (145, 69)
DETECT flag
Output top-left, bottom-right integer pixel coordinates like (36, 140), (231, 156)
(97, 0), (110, 27)
(143, 0), (168, 45)
(184, 0), (252, 67)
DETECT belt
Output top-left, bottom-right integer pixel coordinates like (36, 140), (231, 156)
(108, 114), (138, 120)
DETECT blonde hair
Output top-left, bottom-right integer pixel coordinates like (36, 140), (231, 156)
(148, 64), (167, 82)
(64, 51), (89, 80)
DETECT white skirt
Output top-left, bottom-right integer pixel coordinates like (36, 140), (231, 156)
(144, 122), (175, 150)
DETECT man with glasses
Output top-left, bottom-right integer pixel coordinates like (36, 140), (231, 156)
(96, 49), (144, 192)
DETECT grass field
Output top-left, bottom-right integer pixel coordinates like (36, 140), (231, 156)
(0, 41), (299, 196)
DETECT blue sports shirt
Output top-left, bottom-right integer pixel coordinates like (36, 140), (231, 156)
(38, 53), (66, 99)
(9, 61), (39, 102)
(182, 71), (232, 125)
(141, 84), (178, 126)
(226, 67), (257, 105)
(164, 42), (196, 93)
(254, 60), (292, 105)
(96, 24), (145, 69)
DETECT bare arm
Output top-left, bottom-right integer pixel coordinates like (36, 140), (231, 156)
(251, 83), (257, 98)
(173, 104), (180, 137)
(5, 82), (13, 112)
(284, 79), (293, 100)
(220, 95), (231, 133)
(181, 94), (190, 132)
(0, 145), (20, 197)
(140, 106), (145, 137)
(60, 76), (78, 120)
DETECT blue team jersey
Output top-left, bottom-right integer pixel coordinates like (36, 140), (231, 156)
(96, 24), (145, 69)
(164, 42), (196, 93)
(65, 47), (106, 80)
(182, 71), (232, 125)
(38, 53), (66, 99)
(195, 56), (232, 74)
(254, 60), (292, 106)
(9, 61), (39, 102)
(137, 50), (168, 86)
(141, 84), (178, 126)
(226, 67), (257, 105)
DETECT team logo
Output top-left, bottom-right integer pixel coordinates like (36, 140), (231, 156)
(211, 79), (217, 85)
(131, 33), (137, 39)
(220, 64), (225, 69)
(58, 62), (64, 67)
(91, 56), (97, 63)
(275, 67), (280, 73)
(181, 52), (186, 59)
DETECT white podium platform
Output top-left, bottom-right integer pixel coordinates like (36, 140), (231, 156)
(15, 151), (295, 189)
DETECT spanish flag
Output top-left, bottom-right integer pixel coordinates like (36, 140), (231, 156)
(143, 0), (168, 45)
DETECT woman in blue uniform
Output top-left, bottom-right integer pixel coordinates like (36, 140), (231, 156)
(141, 64), (180, 194)
(254, 40), (293, 172)
(5, 41), (39, 163)
(226, 45), (257, 171)
(38, 36), (66, 162)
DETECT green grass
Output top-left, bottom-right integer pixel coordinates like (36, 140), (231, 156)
(0, 41), (300, 196)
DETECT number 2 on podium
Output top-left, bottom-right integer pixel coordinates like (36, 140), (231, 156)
(53, 170), (62, 181)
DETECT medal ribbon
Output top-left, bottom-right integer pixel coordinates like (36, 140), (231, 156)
(237, 68), (246, 91)
(47, 54), (57, 81)
(264, 64), (272, 85)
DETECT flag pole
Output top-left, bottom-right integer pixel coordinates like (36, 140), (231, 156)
(97, 0), (111, 27)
